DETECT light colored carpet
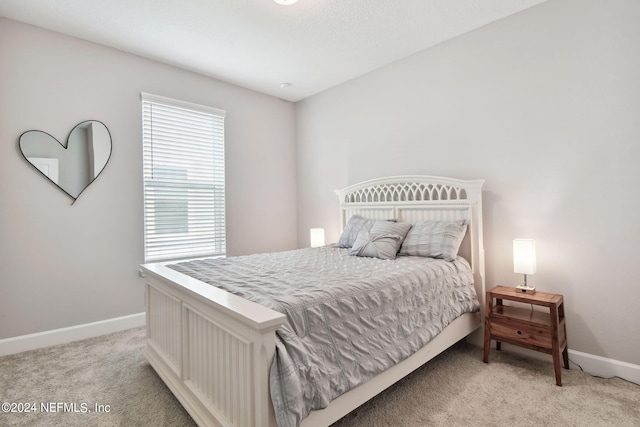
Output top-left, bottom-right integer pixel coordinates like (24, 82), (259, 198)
(0, 327), (638, 426)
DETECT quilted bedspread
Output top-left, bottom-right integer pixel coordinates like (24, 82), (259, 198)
(168, 245), (479, 427)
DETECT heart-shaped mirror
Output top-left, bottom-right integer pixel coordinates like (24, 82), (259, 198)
(19, 120), (112, 203)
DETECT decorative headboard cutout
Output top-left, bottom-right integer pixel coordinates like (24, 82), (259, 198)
(19, 120), (112, 204)
(341, 181), (468, 203)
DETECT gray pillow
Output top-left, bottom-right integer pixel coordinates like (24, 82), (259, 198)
(398, 220), (467, 261)
(350, 220), (412, 260)
(336, 215), (375, 248)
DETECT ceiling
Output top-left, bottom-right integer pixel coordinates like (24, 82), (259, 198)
(0, 0), (548, 102)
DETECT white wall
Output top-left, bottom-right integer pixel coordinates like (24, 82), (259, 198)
(296, 0), (640, 365)
(0, 19), (298, 339)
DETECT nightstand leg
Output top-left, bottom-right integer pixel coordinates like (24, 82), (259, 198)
(551, 302), (562, 386)
(552, 349), (562, 386)
(483, 294), (492, 363)
(560, 302), (570, 370)
(494, 298), (502, 351)
(482, 337), (490, 363)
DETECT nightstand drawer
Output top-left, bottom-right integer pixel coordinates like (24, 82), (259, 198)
(490, 319), (552, 350)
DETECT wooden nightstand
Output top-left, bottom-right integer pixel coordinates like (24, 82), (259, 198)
(483, 285), (569, 386)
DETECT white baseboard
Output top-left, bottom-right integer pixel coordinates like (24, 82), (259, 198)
(568, 349), (640, 386)
(0, 312), (146, 357)
(490, 343), (640, 385)
(3, 316), (638, 386)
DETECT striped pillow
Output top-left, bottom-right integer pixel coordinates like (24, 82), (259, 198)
(350, 221), (412, 260)
(398, 220), (467, 261)
(336, 215), (375, 248)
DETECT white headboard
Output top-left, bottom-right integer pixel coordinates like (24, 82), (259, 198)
(335, 175), (486, 310)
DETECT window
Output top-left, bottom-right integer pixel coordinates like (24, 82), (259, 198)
(141, 93), (226, 262)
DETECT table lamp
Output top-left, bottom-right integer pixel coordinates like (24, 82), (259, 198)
(310, 228), (325, 248)
(514, 238), (536, 294)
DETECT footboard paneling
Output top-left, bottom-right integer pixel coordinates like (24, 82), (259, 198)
(147, 284), (182, 376)
(142, 265), (286, 427)
(184, 304), (254, 427)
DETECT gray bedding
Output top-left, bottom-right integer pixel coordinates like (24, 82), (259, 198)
(168, 245), (479, 427)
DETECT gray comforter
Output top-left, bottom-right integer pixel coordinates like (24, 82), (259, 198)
(169, 245), (479, 427)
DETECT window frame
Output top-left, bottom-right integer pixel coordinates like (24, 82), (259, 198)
(141, 92), (226, 263)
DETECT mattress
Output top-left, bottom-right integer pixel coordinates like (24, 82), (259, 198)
(168, 245), (479, 427)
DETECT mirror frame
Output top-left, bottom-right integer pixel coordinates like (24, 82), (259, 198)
(18, 120), (112, 204)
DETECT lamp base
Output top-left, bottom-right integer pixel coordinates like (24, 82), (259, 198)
(516, 285), (536, 294)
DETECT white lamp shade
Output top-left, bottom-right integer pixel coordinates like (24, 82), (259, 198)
(310, 228), (325, 248)
(513, 239), (536, 275)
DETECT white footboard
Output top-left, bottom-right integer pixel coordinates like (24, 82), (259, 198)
(142, 263), (286, 427)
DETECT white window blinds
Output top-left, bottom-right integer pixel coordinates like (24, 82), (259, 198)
(141, 93), (226, 262)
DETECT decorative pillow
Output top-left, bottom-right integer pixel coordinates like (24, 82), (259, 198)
(336, 215), (375, 248)
(349, 220), (412, 260)
(369, 220), (412, 242)
(398, 220), (467, 261)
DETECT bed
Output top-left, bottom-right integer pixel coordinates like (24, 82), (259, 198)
(140, 175), (485, 427)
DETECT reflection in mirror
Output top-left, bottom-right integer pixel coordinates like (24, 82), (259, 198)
(19, 120), (112, 203)
(27, 157), (60, 184)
